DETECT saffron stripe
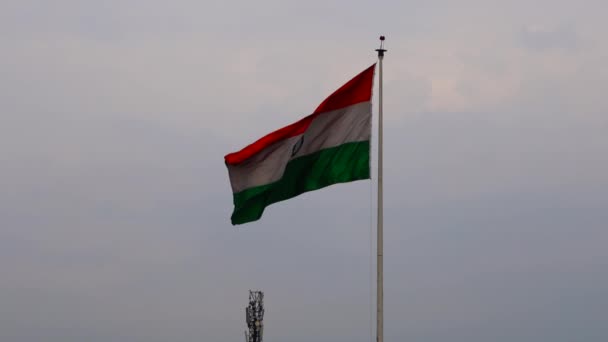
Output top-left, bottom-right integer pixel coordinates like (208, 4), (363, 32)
(224, 64), (375, 165)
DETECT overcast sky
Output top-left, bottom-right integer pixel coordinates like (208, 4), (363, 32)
(1, 1), (608, 341)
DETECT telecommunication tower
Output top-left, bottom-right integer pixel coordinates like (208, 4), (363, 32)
(245, 290), (264, 342)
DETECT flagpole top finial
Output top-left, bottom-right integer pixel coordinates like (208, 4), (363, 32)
(376, 35), (387, 57)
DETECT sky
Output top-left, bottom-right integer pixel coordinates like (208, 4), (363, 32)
(1, 0), (608, 341)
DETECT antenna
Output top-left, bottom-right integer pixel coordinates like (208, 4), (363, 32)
(245, 290), (264, 342)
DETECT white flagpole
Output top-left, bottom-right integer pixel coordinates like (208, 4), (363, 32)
(376, 36), (386, 342)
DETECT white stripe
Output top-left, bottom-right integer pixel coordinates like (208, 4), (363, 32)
(227, 101), (371, 193)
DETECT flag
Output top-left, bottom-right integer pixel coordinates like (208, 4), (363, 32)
(224, 64), (376, 225)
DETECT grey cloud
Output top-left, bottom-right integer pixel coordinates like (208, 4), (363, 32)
(1, 1), (608, 342)
(520, 24), (581, 51)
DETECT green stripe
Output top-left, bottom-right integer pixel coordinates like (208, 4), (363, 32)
(231, 140), (370, 225)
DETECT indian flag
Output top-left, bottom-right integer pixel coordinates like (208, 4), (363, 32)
(225, 64), (376, 225)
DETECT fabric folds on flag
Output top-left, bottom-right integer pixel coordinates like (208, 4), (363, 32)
(224, 64), (376, 225)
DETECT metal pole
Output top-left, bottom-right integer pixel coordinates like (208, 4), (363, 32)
(375, 36), (386, 342)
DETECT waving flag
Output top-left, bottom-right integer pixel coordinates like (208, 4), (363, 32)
(225, 64), (375, 225)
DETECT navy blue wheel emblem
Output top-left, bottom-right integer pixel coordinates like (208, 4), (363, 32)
(291, 136), (304, 157)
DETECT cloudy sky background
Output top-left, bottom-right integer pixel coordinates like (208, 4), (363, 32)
(1, 1), (607, 341)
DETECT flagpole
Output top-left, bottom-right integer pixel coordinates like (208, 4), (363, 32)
(375, 36), (386, 342)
